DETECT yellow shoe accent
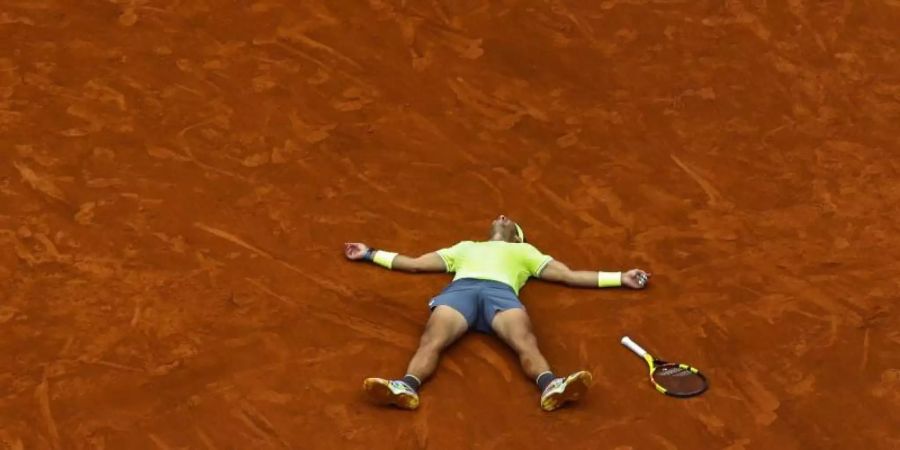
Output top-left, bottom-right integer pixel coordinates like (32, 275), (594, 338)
(363, 378), (420, 410)
(540, 370), (592, 412)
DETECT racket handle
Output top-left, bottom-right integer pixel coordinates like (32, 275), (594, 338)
(620, 336), (649, 358)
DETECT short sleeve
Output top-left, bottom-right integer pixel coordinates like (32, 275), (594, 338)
(522, 244), (553, 276)
(436, 241), (468, 273)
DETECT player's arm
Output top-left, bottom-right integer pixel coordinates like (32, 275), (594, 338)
(344, 242), (446, 273)
(538, 259), (650, 289)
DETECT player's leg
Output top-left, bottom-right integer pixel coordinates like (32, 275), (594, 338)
(488, 292), (592, 411)
(405, 305), (469, 382)
(489, 308), (550, 379)
(363, 306), (467, 410)
(364, 281), (476, 410)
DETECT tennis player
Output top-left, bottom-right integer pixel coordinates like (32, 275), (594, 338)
(344, 215), (650, 411)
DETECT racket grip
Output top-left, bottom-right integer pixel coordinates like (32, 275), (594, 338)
(620, 336), (649, 358)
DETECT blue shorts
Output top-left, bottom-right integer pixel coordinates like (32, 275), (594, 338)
(428, 278), (524, 334)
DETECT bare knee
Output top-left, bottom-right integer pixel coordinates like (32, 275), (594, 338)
(417, 326), (459, 353)
(415, 306), (467, 353)
(510, 332), (540, 355)
(417, 333), (444, 353)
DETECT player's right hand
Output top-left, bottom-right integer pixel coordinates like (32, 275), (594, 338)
(344, 242), (370, 260)
(622, 269), (651, 289)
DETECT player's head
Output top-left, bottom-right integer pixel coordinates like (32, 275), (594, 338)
(490, 215), (525, 243)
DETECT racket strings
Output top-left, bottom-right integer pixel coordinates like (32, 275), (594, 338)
(652, 364), (707, 395)
(657, 367), (693, 377)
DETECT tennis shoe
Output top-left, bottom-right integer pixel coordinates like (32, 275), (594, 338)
(540, 370), (593, 411)
(363, 378), (420, 410)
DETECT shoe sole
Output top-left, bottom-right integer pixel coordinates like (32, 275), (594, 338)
(541, 370), (593, 412)
(363, 378), (419, 410)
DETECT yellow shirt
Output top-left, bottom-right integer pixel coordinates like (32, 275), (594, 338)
(436, 241), (553, 295)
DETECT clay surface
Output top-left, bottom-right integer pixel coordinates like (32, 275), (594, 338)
(1, 1), (899, 448)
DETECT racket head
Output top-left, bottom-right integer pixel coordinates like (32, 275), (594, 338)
(650, 361), (708, 398)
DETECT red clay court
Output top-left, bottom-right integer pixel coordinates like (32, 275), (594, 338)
(2, 1), (899, 448)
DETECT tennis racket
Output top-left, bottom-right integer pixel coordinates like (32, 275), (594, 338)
(620, 336), (708, 397)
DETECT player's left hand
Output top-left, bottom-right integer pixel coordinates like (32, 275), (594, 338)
(622, 269), (651, 289)
(344, 242), (370, 260)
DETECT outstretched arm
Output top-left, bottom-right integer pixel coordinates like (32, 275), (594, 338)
(538, 259), (650, 289)
(344, 242), (446, 273)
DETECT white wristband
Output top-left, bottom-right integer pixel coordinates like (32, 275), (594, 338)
(373, 251), (398, 269)
(597, 271), (622, 288)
